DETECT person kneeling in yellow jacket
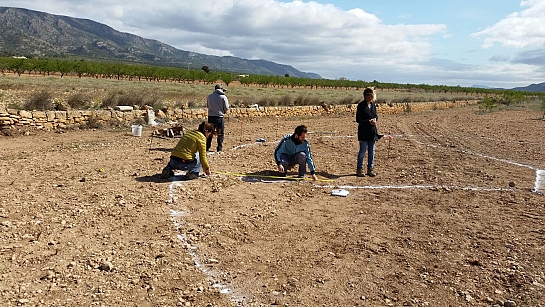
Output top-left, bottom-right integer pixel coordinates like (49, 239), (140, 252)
(161, 122), (214, 180)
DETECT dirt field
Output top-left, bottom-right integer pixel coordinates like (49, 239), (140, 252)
(1, 104), (544, 307)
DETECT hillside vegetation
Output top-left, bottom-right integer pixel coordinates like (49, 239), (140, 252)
(1, 57), (544, 113)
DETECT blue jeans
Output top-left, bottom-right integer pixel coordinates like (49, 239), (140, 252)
(357, 140), (375, 171)
(166, 152), (202, 175)
(280, 152), (307, 176)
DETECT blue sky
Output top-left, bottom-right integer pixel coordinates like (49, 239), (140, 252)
(2, 0), (545, 88)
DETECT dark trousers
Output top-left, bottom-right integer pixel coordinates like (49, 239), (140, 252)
(207, 116), (225, 151)
(280, 152), (307, 176)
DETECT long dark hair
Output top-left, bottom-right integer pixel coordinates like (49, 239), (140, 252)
(198, 121), (215, 134)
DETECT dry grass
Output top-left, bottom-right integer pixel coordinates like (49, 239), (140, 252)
(0, 74), (479, 111)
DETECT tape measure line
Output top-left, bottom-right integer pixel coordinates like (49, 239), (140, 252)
(212, 171), (335, 182)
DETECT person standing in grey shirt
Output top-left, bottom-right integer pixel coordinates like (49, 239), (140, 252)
(206, 84), (229, 152)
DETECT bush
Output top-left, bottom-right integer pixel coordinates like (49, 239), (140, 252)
(275, 95), (291, 107)
(100, 91), (165, 110)
(292, 95), (321, 106)
(478, 96), (498, 112)
(337, 96), (360, 105)
(24, 90), (54, 110)
(100, 92), (119, 108)
(67, 92), (92, 109)
(256, 96), (276, 107)
(187, 100), (198, 108)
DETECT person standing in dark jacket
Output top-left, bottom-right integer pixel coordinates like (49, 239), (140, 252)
(206, 84), (229, 152)
(356, 88), (379, 177)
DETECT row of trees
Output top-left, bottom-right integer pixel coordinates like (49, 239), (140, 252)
(1, 57), (544, 100)
(0, 57), (234, 84)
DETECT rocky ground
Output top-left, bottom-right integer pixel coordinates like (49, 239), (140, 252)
(1, 104), (544, 307)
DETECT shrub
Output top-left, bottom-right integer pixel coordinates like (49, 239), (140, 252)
(304, 96), (321, 106)
(292, 95), (320, 106)
(100, 91), (166, 109)
(478, 96), (498, 112)
(256, 96), (276, 107)
(79, 115), (104, 129)
(100, 92), (119, 108)
(375, 98), (387, 105)
(67, 92), (92, 109)
(187, 100), (198, 108)
(277, 95), (293, 107)
(337, 96), (359, 105)
(7, 101), (22, 110)
(24, 90), (54, 110)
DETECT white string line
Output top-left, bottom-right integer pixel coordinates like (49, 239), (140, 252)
(535, 170), (545, 195)
(273, 133), (544, 193)
(317, 184), (511, 192)
(410, 137), (544, 194)
(321, 133), (542, 146)
(244, 177), (512, 192)
(167, 182), (248, 305)
(164, 144), (265, 305)
(319, 133), (542, 146)
(165, 131), (544, 306)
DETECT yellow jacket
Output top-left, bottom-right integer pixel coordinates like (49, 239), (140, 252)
(171, 130), (209, 171)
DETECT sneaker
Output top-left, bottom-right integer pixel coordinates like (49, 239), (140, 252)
(161, 166), (173, 179)
(366, 169), (376, 177)
(184, 172), (200, 180)
(296, 174), (305, 179)
(279, 172), (287, 177)
(356, 169), (365, 177)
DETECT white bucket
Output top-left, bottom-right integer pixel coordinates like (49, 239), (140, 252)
(131, 125), (142, 137)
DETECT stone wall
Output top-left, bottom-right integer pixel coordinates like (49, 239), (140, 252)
(0, 100), (477, 131)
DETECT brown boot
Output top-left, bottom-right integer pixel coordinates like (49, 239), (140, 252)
(356, 169), (365, 177)
(366, 169), (376, 177)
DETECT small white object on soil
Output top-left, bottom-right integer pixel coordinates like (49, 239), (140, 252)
(331, 189), (349, 197)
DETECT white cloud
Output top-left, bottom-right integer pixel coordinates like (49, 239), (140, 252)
(2, 0), (544, 87)
(471, 0), (545, 48)
(110, 0), (447, 67)
(40, 0), (444, 81)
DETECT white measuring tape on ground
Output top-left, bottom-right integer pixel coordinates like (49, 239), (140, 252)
(411, 136), (544, 195)
(535, 170), (545, 195)
(167, 181), (248, 305)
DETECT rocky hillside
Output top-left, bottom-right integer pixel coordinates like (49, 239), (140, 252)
(0, 7), (321, 78)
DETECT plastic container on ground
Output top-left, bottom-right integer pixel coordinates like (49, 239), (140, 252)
(131, 125), (142, 137)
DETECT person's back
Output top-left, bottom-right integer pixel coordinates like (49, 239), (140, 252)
(207, 88), (229, 117)
(206, 84), (229, 151)
(161, 122), (213, 179)
(171, 130), (205, 161)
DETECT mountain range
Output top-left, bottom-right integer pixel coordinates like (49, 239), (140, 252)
(512, 82), (545, 92)
(472, 83), (545, 92)
(0, 7), (321, 79)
